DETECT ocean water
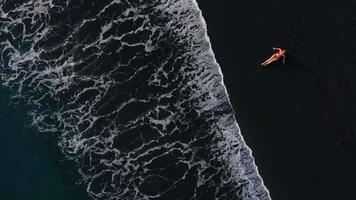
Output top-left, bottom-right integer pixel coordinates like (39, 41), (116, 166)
(0, 0), (270, 199)
(0, 87), (89, 200)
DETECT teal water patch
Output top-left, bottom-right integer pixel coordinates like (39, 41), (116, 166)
(0, 88), (89, 200)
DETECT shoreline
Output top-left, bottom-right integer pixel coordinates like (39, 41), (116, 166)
(197, 0), (356, 199)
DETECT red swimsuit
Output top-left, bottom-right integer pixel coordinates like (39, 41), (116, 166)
(275, 50), (284, 59)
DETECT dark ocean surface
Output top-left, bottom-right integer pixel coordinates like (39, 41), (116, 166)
(0, 0), (269, 199)
(0, 87), (89, 200)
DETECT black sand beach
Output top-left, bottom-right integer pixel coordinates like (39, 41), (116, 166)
(1, 0), (356, 199)
(197, 0), (356, 199)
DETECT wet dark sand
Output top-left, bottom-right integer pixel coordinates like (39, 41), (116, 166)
(197, 0), (356, 199)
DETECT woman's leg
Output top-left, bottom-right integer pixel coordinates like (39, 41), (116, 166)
(261, 55), (275, 66)
(261, 55), (276, 66)
(264, 57), (278, 66)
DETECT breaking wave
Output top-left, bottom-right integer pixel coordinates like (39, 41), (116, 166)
(0, 0), (270, 199)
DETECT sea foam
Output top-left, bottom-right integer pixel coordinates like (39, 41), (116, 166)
(0, 0), (270, 199)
